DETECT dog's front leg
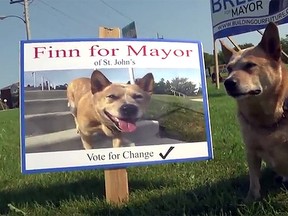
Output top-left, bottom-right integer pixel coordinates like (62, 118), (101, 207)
(79, 131), (93, 150)
(245, 148), (262, 202)
(68, 102), (80, 134)
(112, 136), (123, 148)
(73, 116), (80, 134)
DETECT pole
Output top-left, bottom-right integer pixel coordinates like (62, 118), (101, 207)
(128, 68), (135, 84)
(41, 76), (44, 91)
(10, 0), (36, 88)
(213, 40), (220, 89)
(23, 0), (31, 40)
(23, 0), (36, 87)
(227, 36), (241, 51)
(32, 72), (36, 87)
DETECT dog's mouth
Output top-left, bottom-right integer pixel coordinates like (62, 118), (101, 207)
(229, 89), (262, 98)
(104, 110), (137, 133)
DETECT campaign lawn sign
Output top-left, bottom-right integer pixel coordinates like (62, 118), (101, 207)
(20, 38), (213, 174)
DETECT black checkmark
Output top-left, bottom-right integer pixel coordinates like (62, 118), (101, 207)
(159, 146), (175, 159)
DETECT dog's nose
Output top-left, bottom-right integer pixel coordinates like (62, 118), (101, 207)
(224, 78), (238, 91)
(120, 104), (138, 118)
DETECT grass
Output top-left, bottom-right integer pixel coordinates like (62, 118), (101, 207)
(0, 82), (288, 215)
(144, 94), (205, 142)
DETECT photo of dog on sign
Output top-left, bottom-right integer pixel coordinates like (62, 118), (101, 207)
(23, 67), (206, 153)
(67, 69), (154, 150)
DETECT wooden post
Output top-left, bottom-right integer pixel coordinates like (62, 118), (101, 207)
(99, 26), (121, 38)
(213, 40), (220, 89)
(227, 36), (241, 51)
(104, 169), (129, 204)
(99, 26), (129, 205)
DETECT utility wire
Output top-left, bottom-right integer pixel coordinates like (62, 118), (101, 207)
(98, 0), (160, 38)
(31, 2), (71, 37)
(36, 0), (158, 38)
(37, 0), (95, 28)
(99, 0), (133, 22)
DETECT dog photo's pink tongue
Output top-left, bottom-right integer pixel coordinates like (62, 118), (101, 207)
(118, 119), (136, 132)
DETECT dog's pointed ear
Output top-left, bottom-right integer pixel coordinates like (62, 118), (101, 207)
(135, 73), (154, 95)
(90, 70), (111, 94)
(258, 22), (281, 61)
(220, 40), (236, 64)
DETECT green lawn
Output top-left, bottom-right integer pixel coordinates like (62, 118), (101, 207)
(144, 94), (205, 142)
(0, 83), (288, 215)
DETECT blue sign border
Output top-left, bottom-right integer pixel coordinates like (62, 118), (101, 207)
(20, 38), (213, 174)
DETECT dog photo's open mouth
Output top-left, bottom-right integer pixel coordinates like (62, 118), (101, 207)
(229, 89), (262, 98)
(104, 110), (137, 133)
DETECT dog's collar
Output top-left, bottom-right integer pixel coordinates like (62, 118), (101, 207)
(239, 98), (288, 130)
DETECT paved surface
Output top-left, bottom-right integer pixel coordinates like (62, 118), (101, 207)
(190, 98), (203, 102)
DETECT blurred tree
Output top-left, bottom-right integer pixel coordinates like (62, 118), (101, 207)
(170, 77), (197, 96)
(281, 35), (288, 63)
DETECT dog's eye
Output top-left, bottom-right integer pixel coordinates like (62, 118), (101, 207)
(106, 94), (118, 100)
(133, 94), (143, 100)
(244, 62), (257, 70)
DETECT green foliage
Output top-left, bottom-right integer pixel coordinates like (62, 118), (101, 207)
(154, 77), (200, 96)
(170, 77), (198, 96)
(204, 52), (214, 68)
(153, 78), (171, 95)
(238, 43), (254, 50)
(281, 35), (288, 63)
(145, 94), (205, 142)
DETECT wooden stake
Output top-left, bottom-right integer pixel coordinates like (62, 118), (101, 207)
(104, 168), (129, 205)
(99, 26), (129, 205)
(227, 36), (241, 51)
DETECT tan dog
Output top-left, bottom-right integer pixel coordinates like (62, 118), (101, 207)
(221, 22), (288, 201)
(67, 70), (154, 149)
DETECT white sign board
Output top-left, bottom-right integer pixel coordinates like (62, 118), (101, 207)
(20, 39), (213, 174)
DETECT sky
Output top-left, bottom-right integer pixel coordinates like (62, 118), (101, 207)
(1, 0), (288, 89)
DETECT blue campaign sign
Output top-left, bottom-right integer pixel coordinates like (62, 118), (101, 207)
(20, 38), (213, 174)
(210, 0), (288, 39)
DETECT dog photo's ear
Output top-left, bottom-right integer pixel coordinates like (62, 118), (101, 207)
(90, 70), (111, 94)
(135, 73), (154, 95)
(258, 22), (281, 61)
(220, 40), (236, 64)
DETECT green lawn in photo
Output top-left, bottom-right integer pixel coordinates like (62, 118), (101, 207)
(0, 81), (287, 216)
(144, 94), (206, 142)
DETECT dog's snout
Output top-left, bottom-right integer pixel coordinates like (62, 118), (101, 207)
(120, 104), (138, 118)
(224, 78), (238, 91)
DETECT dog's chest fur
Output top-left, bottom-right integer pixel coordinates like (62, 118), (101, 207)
(239, 115), (288, 175)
